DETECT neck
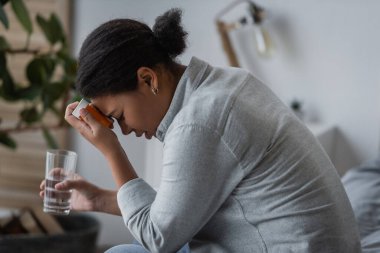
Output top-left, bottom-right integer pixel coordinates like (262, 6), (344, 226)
(171, 63), (187, 86)
(153, 63), (187, 132)
(165, 63), (187, 98)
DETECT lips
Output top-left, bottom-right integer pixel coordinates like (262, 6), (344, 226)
(135, 131), (143, 137)
(133, 131), (152, 139)
(144, 132), (153, 140)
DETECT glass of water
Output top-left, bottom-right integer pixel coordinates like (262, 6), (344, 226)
(43, 149), (77, 215)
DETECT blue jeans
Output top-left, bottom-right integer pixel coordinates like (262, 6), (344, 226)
(105, 241), (190, 253)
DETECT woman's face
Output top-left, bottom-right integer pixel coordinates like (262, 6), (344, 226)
(91, 94), (155, 139)
(91, 67), (173, 140)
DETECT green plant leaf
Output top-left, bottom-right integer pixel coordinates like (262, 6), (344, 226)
(10, 0), (32, 35)
(36, 15), (51, 43)
(64, 56), (77, 76)
(26, 56), (55, 86)
(0, 131), (16, 149)
(40, 55), (56, 79)
(26, 58), (46, 85)
(57, 49), (77, 83)
(42, 126), (58, 149)
(0, 36), (10, 50)
(0, 50), (5, 74)
(16, 85), (41, 100)
(0, 3), (9, 29)
(20, 107), (40, 124)
(0, 72), (17, 101)
(10, 0), (32, 34)
(36, 13), (64, 45)
(0, 53), (17, 100)
(50, 13), (65, 44)
(42, 81), (67, 110)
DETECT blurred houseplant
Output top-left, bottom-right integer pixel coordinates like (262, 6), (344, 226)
(0, 0), (77, 150)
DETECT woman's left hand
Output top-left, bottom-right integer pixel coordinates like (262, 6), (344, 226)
(64, 102), (121, 157)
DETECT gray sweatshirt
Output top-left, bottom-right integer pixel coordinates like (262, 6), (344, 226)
(117, 57), (361, 253)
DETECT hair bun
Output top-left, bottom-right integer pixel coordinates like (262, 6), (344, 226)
(153, 8), (188, 59)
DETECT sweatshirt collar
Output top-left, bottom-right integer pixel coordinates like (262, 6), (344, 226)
(155, 57), (209, 142)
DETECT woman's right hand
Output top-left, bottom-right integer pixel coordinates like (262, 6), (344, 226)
(39, 175), (121, 215)
(64, 102), (121, 157)
(40, 174), (100, 212)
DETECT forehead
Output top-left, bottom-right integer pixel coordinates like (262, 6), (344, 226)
(91, 95), (120, 114)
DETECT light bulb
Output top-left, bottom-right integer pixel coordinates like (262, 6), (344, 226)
(253, 24), (273, 57)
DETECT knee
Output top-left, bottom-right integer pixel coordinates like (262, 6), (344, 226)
(105, 244), (149, 253)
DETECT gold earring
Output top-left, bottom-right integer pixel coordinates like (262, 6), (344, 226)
(151, 87), (158, 95)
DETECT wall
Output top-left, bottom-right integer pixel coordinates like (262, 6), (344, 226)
(72, 0), (380, 246)
(232, 0), (380, 171)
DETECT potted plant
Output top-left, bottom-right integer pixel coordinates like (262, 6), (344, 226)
(0, 0), (78, 150)
(0, 2), (100, 252)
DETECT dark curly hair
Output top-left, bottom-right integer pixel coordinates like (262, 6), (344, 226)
(76, 8), (188, 98)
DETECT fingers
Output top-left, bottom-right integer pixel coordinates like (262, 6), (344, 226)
(40, 173), (83, 194)
(64, 101), (79, 122)
(39, 176), (88, 199)
(79, 108), (101, 130)
(64, 102), (99, 139)
(65, 101), (97, 129)
(40, 179), (46, 190)
(40, 180), (46, 198)
(65, 101), (89, 131)
(55, 178), (87, 191)
(73, 173), (84, 180)
(75, 108), (102, 140)
(47, 167), (65, 178)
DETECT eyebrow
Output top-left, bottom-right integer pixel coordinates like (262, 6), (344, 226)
(93, 104), (114, 118)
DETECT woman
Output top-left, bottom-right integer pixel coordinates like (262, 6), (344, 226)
(40, 8), (361, 253)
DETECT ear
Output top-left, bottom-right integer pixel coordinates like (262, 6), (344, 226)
(136, 67), (158, 89)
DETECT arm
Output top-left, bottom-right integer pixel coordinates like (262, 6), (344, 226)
(54, 102), (138, 216)
(64, 102), (138, 188)
(117, 124), (245, 252)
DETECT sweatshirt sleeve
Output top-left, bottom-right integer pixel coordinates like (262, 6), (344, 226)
(117, 124), (245, 253)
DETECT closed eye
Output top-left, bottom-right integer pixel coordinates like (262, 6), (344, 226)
(107, 112), (121, 121)
(115, 113), (124, 122)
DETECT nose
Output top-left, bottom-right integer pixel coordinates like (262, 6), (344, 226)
(121, 127), (131, 135)
(117, 119), (131, 135)
(121, 125), (133, 135)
